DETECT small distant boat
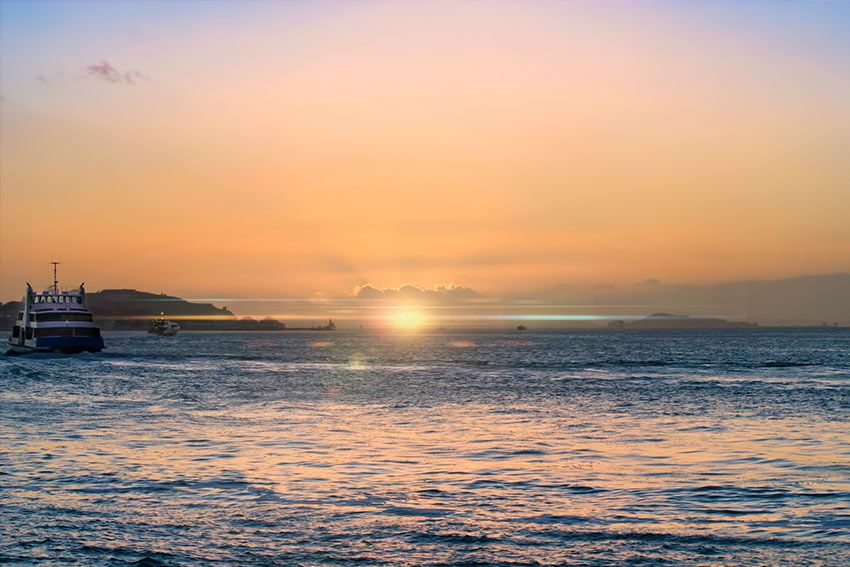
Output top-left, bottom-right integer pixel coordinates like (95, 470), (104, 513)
(148, 315), (180, 336)
(7, 262), (104, 354)
(517, 325), (527, 331)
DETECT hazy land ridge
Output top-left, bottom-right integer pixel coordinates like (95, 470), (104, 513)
(549, 273), (850, 326)
(2, 274), (847, 329)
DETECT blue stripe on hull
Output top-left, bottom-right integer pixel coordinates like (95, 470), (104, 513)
(33, 336), (104, 353)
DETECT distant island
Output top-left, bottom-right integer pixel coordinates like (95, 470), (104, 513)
(0, 289), (335, 332)
(607, 313), (757, 330)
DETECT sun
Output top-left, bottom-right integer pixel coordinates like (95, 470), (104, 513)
(390, 309), (427, 331)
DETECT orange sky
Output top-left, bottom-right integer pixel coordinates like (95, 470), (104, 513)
(2, 1), (849, 302)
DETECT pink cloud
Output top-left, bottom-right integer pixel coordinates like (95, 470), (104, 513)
(85, 60), (147, 85)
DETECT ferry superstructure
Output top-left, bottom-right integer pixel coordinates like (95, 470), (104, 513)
(7, 263), (104, 354)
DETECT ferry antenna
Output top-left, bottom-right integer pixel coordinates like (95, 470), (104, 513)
(49, 261), (61, 293)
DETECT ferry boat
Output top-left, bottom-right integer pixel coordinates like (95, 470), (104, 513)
(148, 315), (180, 336)
(7, 263), (104, 354)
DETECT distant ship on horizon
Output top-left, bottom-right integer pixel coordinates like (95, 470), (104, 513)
(148, 314), (180, 336)
(7, 262), (104, 354)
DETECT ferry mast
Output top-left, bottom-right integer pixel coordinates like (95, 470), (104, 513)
(49, 261), (61, 293)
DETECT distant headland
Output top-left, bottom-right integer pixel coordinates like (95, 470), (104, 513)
(606, 313), (757, 330)
(0, 289), (335, 332)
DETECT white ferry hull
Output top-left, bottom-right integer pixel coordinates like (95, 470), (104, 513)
(148, 319), (180, 336)
(153, 329), (179, 336)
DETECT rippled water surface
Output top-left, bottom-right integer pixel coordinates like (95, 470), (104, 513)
(2, 329), (849, 566)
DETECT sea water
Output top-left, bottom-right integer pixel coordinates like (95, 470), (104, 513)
(1, 329), (848, 566)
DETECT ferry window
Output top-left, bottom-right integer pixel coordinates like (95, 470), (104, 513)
(35, 328), (73, 337)
(25, 328), (33, 339)
(12, 327), (19, 338)
(36, 312), (92, 322)
(17, 313), (23, 320)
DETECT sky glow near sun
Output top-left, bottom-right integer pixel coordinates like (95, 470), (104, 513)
(389, 309), (428, 331)
(0, 0), (849, 306)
